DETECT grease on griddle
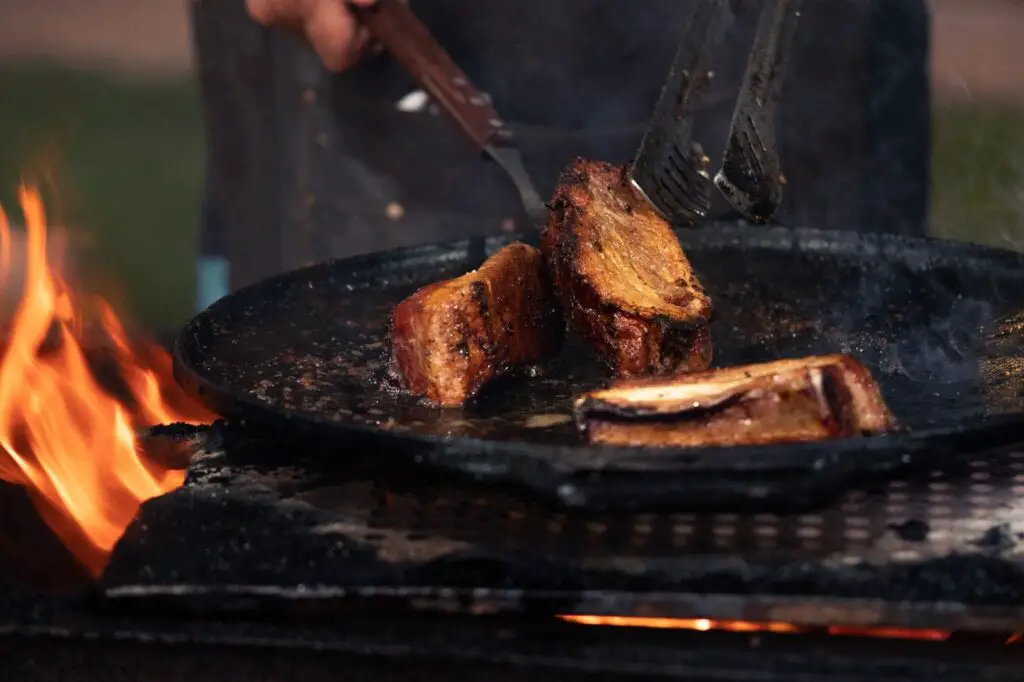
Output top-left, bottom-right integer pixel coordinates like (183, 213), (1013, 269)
(524, 414), (573, 429)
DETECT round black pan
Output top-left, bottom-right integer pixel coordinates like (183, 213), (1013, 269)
(173, 224), (1024, 511)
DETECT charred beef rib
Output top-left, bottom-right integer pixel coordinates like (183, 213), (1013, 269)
(542, 158), (713, 377)
(574, 354), (895, 448)
(389, 242), (563, 407)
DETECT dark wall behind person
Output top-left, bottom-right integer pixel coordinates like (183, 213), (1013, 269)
(191, 0), (930, 308)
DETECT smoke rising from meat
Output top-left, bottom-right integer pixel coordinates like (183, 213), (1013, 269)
(882, 297), (992, 384)
(821, 258), (996, 388)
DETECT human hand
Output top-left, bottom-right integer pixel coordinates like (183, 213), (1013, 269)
(246, 0), (380, 72)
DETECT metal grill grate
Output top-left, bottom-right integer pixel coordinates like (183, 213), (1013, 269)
(96, 427), (1024, 630)
(282, 450), (1024, 565)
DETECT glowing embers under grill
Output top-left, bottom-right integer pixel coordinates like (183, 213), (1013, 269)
(560, 615), (1024, 645)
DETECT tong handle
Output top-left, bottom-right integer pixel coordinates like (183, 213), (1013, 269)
(350, 0), (504, 149)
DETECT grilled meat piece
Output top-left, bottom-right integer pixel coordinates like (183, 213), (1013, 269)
(389, 242), (563, 407)
(574, 354), (895, 448)
(542, 158), (713, 377)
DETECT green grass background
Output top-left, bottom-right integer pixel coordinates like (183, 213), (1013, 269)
(0, 63), (1022, 330)
(0, 65), (204, 330)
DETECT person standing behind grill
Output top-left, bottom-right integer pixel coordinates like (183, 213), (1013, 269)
(192, 0), (931, 310)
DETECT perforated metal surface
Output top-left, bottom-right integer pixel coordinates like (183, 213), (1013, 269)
(95, 426), (1024, 631)
(291, 452), (1024, 565)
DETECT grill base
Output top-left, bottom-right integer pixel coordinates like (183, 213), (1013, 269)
(2, 423), (1024, 680)
(1, 610), (1021, 682)
(88, 423), (1024, 630)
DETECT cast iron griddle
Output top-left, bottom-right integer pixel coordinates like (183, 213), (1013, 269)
(173, 224), (1024, 509)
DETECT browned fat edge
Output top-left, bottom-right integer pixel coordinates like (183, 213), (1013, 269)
(804, 366), (853, 439)
(572, 394), (694, 437)
(453, 285), (492, 403)
(456, 251), (559, 403)
(657, 324), (713, 375)
(572, 366), (776, 436)
(388, 294), (432, 398)
(831, 354), (897, 432)
(580, 389), (838, 448)
(466, 278), (496, 365)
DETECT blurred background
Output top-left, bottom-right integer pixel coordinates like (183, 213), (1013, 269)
(0, 0), (1021, 330)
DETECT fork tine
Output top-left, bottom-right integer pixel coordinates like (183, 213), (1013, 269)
(629, 0), (733, 227)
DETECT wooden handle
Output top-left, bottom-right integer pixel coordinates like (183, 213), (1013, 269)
(351, 0), (505, 149)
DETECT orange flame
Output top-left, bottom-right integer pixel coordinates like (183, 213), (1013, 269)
(0, 185), (216, 576)
(559, 616), (800, 634)
(559, 616), (1022, 644)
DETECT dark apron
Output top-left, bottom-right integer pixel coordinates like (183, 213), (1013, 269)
(192, 0), (930, 297)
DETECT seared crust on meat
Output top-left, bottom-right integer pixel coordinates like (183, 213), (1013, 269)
(389, 242), (563, 407)
(542, 158), (713, 377)
(574, 354), (895, 448)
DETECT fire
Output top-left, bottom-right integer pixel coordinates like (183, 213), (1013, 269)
(559, 616), (1022, 644)
(560, 616), (800, 634)
(0, 185), (216, 576)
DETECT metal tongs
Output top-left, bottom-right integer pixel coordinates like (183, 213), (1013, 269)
(351, 0), (802, 227)
(714, 0), (803, 223)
